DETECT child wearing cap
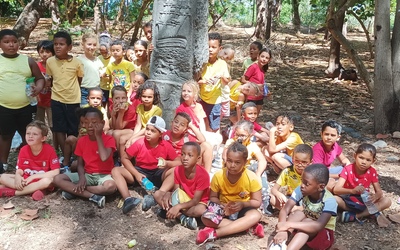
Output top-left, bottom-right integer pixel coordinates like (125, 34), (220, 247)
(112, 115), (181, 214)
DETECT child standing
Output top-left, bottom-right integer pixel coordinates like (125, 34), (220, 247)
(132, 40), (150, 77)
(270, 144), (313, 210)
(333, 143), (391, 226)
(98, 32), (113, 107)
(53, 108), (117, 208)
(271, 164), (337, 250)
(106, 40), (135, 99)
(241, 48), (272, 114)
(0, 29), (45, 169)
(78, 33), (104, 107)
(46, 31), (84, 158)
(197, 142), (264, 245)
(198, 33), (231, 132)
(0, 121), (59, 200)
(265, 114), (303, 174)
(242, 41), (262, 72)
(159, 142), (210, 230)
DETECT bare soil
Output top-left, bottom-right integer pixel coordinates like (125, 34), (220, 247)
(1, 19), (400, 250)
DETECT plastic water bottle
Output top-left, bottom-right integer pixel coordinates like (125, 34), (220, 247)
(361, 190), (379, 214)
(142, 178), (155, 191)
(265, 121), (274, 130)
(25, 77), (37, 106)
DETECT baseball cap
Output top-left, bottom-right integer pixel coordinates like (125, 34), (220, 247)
(146, 115), (167, 133)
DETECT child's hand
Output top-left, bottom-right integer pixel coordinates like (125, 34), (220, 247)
(14, 174), (24, 191)
(225, 201), (243, 215)
(276, 193), (288, 207)
(276, 222), (290, 232)
(74, 178), (87, 193)
(352, 185), (365, 194)
(166, 205), (180, 219)
(370, 192), (382, 203)
(31, 84), (42, 96)
(119, 102), (128, 113)
(134, 173), (146, 184)
(24, 175), (35, 186)
(93, 122), (104, 138)
(273, 231), (288, 244)
(125, 137), (136, 148)
(269, 126), (277, 136)
(161, 192), (172, 211)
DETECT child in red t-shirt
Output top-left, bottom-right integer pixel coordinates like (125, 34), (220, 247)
(53, 107), (117, 208)
(162, 112), (213, 172)
(161, 142), (210, 230)
(112, 115), (181, 214)
(0, 121), (59, 200)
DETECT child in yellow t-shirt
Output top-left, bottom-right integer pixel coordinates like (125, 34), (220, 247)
(98, 32), (113, 107)
(197, 142), (264, 245)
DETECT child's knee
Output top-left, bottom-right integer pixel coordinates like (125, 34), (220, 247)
(102, 180), (117, 192)
(38, 177), (53, 187)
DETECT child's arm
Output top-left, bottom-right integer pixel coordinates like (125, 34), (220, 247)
(267, 127), (287, 154)
(337, 152), (351, 166)
(253, 131), (268, 142)
(127, 70), (135, 99)
(114, 104), (128, 129)
(28, 57), (45, 95)
(254, 150), (267, 176)
(332, 177), (365, 195)
(120, 148), (146, 182)
(370, 182), (384, 203)
(209, 190), (221, 204)
(167, 189), (206, 219)
(271, 183), (288, 206)
(94, 123), (112, 161)
(75, 156), (87, 193)
(131, 115), (143, 136)
(14, 169), (25, 190)
(273, 198), (296, 243)
(161, 156), (182, 169)
(276, 212), (332, 235)
(189, 123), (206, 143)
(24, 169), (60, 185)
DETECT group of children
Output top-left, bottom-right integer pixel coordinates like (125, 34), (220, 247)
(0, 25), (394, 250)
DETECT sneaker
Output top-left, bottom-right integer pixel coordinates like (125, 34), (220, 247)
(251, 223), (264, 238)
(341, 211), (366, 224)
(196, 227), (216, 245)
(122, 197), (142, 214)
(0, 187), (16, 197)
(60, 164), (70, 174)
(263, 204), (275, 216)
(269, 241), (287, 250)
(142, 194), (156, 211)
(157, 208), (167, 219)
(179, 214), (198, 230)
(397, 197), (400, 205)
(89, 194), (106, 208)
(32, 190), (45, 201)
(61, 191), (77, 200)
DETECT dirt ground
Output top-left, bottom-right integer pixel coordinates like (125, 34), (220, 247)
(1, 19), (400, 250)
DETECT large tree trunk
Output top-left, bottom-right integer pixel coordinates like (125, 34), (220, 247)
(13, 0), (51, 49)
(374, 0), (400, 133)
(150, 0), (209, 128)
(254, 0), (270, 41)
(292, 0), (300, 31)
(94, 0), (102, 33)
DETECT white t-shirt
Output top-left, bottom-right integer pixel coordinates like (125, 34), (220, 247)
(78, 55), (103, 88)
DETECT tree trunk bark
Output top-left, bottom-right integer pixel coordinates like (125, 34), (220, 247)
(94, 0), (101, 34)
(49, 0), (60, 30)
(292, 0), (300, 31)
(254, 0), (270, 41)
(13, 0), (51, 49)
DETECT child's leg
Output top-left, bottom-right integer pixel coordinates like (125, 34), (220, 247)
(54, 132), (67, 154)
(53, 173), (93, 199)
(215, 209), (261, 238)
(357, 197), (392, 218)
(271, 153), (292, 173)
(62, 136), (77, 167)
(200, 142), (212, 172)
(154, 168), (175, 205)
(334, 195), (350, 211)
(0, 174), (17, 188)
(184, 203), (207, 218)
(85, 176), (116, 196)
(286, 217), (315, 249)
(111, 167), (135, 199)
(36, 106), (45, 123)
(0, 134), (13, 163)
(15, 178), (53, 196)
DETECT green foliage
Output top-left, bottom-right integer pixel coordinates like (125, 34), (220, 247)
(279, 0), (328, 28)
(212, 0), (255, 26)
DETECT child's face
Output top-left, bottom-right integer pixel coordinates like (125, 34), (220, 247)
(181, 84), (195, 102)
(144, 125), (162, 142)
(234, 128), (251, 145)
(132, 75), (145, 92)
(240, 83), (257, 96)
(171, 115), (189, 135)
(79, 116), (87, 135)
(111, 44), (124, 61)
(249, 44), (260, 61)
(143, 26), (152, 41)
(87, 90), (103, 108)
(225, 151), (246, 175)
(354, 151), (375, 172)
(321, 126), (339, 147)
(276, 116), (293, 137)
(293, 152), (312, 175)
(134, 44), (147, 59)
(300, 171), (321, 197)
(243, 107), (258, 122)
(25, 126), (45, 146)
(181, 145), (200, 168)
(112, 90), (128, 106)
(0, 35), (19, 56)
(38, 48), (53, 62)
(126, 48), (135, 61)
(208, 39), (221, 61)
(84, 112), (104, 136)
(141, 89), (154, 107)
(258, 51), (271, 66)
(218, 49), (234, 62)
(82, 38), (97, 56)
(99, 45), (110, 58)
(53, 37), (71, 58)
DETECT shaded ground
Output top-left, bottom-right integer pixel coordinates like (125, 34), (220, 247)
(1, 20), (400, 250)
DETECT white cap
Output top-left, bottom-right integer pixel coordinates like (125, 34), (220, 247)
(146, 115), (167, 133)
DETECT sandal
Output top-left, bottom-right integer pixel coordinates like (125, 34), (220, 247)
(341, 211), (366, 224)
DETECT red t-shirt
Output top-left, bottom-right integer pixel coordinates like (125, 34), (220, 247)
(109, 102), (139, 129)
(16, 144), (59, 179)
(339, 163), (378, 192)
(74, 134), (116, 174)
(37, 61), (52, 107)
(176, 102), (202, 129)
(244, 63), (265, 101)
(126, 137), (178, 170)
(174, 164), (210, 203)
(162, 130), (197, 155)
(253, 121), (262, 132)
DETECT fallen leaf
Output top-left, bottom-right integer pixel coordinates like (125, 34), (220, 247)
(24, 209), (38, 216)
(0, 207), (12, 217)
(377, 214), (391, 227)
(52, 200), (61, 205)
(3, 201), (14, 209)
(20, 213), (39, 221)
(376, 133), (390, 139)
(388, 214), (400, 223)
(20, 209), (39, 221)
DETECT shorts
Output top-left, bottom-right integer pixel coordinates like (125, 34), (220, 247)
(66, 172), (114, 186)
(200, 101), (221, 131)
(340, 194), (366, 213)
(0, 104), (35, 136)
(246, 99), (264, 106)
(51, 100), (79, 136)
(101, 89), (110, 103)
(134, 166), (165, 188)
(203, 201), (256, 225)
(283, 153), (293, 165)
(328, 166), (343, 175)
(80, 88), (89, 107)
(221, 101), (230, 117)
(300, 228), (334, 250)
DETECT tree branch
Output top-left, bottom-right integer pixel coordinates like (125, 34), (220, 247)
(349, 10), (374, 59)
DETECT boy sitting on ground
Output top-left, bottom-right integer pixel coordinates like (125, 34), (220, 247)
(53, 108), (117, 208)
(0, 121), (59, 200)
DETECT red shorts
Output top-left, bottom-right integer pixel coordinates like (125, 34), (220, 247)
(305, 228), (334, 250)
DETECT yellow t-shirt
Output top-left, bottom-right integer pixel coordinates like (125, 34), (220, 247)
(276, 166), (301, 195)
(211, 168), (261, 204)
(199, 58), (230, 104)
(0, 54), (31, 109)
(105, 60), (135, 93)
(225, 138), (261, 168)
(276, 132), (303, 156)
(133, 60), (150, 77)
(98, 55), (114, 90)
(136, 104), (162, 128)
(46, 56), (84, 104)
(229, 81), (242, 110)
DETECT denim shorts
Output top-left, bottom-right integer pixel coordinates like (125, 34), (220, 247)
(200, 101), (221, 131)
